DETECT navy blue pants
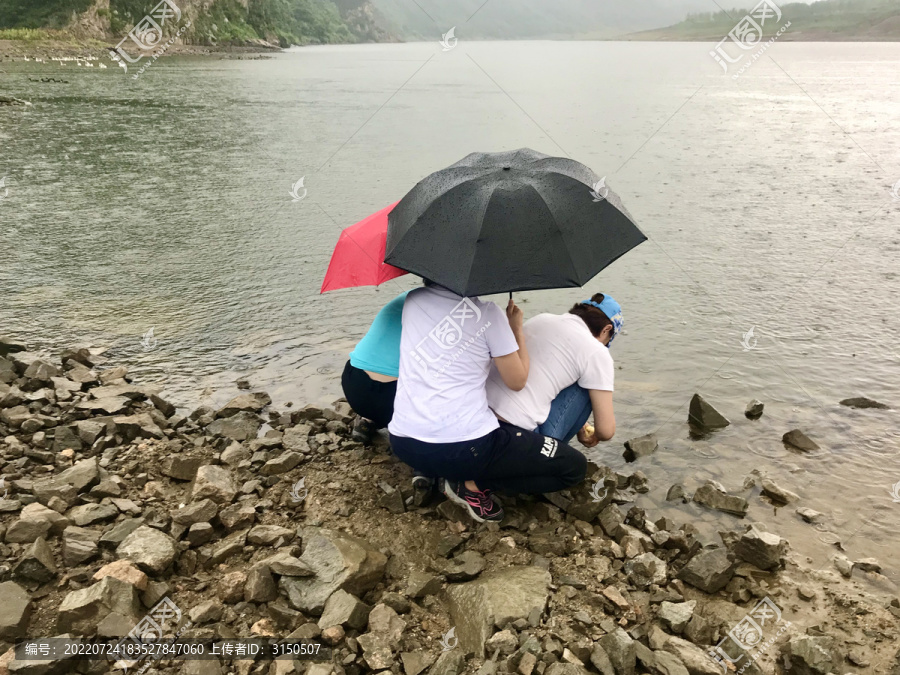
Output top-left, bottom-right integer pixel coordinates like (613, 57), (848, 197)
(389, 422), (587, 494)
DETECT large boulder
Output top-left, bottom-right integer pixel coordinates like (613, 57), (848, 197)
(445, 566), (551, 657)
(781, 635), (836, 675)
(206, 411), (261, 441)
(623, 434), (658, 463)
(57, 576), (141, 635)
(117, 525), (177, 574)
(279, 527), (387, 614)
(688, 394), (730, 430)
(677, 548), (735, 593)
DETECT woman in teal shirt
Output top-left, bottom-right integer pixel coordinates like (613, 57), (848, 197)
(342, 290), (409, 442)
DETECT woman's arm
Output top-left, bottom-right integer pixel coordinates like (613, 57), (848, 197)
(493, 299), (529, 391)
(578, 389), (615, 446)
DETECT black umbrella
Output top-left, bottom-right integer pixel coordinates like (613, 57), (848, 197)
(384, 148), (647, 297)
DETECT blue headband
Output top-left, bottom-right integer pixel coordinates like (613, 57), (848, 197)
(581, 296), (623, 345)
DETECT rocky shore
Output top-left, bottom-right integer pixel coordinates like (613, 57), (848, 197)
(0, 338), (898, 675)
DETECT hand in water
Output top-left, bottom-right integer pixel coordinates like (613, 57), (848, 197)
(577, 423), (600, 448)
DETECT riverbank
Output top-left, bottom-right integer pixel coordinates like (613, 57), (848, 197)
(1, 338), (898, 674)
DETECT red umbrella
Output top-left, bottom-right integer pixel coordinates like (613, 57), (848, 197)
(320, 201), (407, 293)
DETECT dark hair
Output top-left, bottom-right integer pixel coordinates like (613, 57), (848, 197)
(569, 293), (612, 337)
(422, 278), (436, 287)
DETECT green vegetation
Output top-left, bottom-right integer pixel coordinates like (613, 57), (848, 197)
(0, 0), (94, 30)
(0, 28), (54, 40)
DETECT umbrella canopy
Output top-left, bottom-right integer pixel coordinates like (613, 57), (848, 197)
(320, 201), (407, 293)
(385, 148), (647, 297)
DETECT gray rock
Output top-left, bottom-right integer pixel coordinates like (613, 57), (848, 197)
(5, 502), (70, 543)
(658, 600), (696, 634)
(206, 411), (260, 441)
(150, 393), (177, 417)
(67, 502), (119, 526)
(590, 644), (616, 675)
(216, 392), (272, 418)
(172, 499), (219, 526)
(677, 548), (735, 593)
(191, 465), (236, 504)
(279, 527), (387, 613)
(357, 632), (395, 670)
(442, 550), (485, 581)
(599, 503), (624, 538)
(56, 458), (100, 493)
(317, 589), (370, 630)
(282, 424), (312, 453)
(247, 524), (295, 545)
(117, 525), (177, 574)
(188, 599), (223, 624)
(162, 455), (204, 481)
(62, 526), (101, 566)
(795, 507), (823, 524)
(598, 628), (635, 675)
(407, 570), (442, 598)
(760, 478), (799, 505)
(782, 429), (820, 452)
(623, 434), (658, 462)
(0, 581), (32, 640)
(624, 552), (667, 588)
(244, 565), (278, 603)
(75, 396), (131, 414)
(833, 554), (853, 578)
(688, 394), (730, 430)
(259, 552), (314, 577)
(402, 652), (437, 675)
(544, 665), (590, 675)
(99, 517), (145, 549)
(428, 649), (465, 675)
(733, 526), (787, 570)
(781, 635), (835, 675)
(445, 565), (551, 657)
(13, 537), (58, 583)
(854, 557), (881, 573)
(692, 482), (748, 517)
(52, 425), (83, 452)
(187, 522), (214, 546)
(661, 636), (720, 675)
(57, 576), (141, 635)
(666, 484), (685, 501)
(218, 503), (256, 530)
(840, 397), (889, 410)
(368, 602), (406, 644)
(745, 399), (764, 419)
(260, 451), (304, 476)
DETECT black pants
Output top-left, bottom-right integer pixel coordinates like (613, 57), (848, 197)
(341, 361), (397, 429)
(389, 422), (587, 494)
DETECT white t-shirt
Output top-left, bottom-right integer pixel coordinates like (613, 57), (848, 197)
(486, 313), (614, 430)
(388, 286), (520, 443)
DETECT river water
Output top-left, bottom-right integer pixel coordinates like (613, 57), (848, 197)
(1, 41), (899, 587)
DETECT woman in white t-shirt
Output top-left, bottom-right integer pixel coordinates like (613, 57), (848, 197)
(486, 292), (622, 445)
(388, 282), (588, 522)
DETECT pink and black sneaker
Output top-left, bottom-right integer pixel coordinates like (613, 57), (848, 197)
(442, 479), (504, 523)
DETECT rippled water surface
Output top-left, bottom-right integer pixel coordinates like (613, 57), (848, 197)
(2, 41), (899, 584)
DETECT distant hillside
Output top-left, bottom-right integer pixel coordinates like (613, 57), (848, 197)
(629, 0), (900, 41)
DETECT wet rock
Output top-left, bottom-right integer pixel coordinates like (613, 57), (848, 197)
(624, 552), (667, 588)
(658, 600), (696, 634)
(206, 411), (261, 441)
(445, 566), (550, 657)
(745, 399), (764, 419)
(854, 557), (882, 573)
(279, 527), (387, 614)
(733, 526), (787, 570)
(317, 589), (370, 630)
(833, 554), (853, 578)
(782, 429), (819, 452)
(117, 525), (177, 574)
(795, 507), (823, 524)
(688, 394), (730, 430)
(760, 478), (799, 505)
(190, 465), (236, 504)
(0, 582), (32, 640)
(666, 484), (685, 502)
(780, 635), (835, 675)
(441, 550), (485, 581)
(13, 537), (58, 583)
(692, 482), (748, 517)
(216, 392), (272, 418)
(598, 627), (635, 675)
(57, 576), (141, 635)
(677, 548), (735, 593)
(623, 434), (658, 462)
(840, 396), (889, 410)
(62, 526), (101, 566)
